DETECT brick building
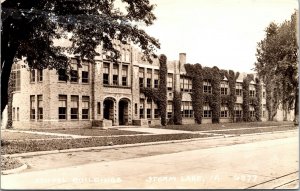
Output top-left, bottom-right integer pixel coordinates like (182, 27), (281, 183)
(3, 44), (295, 129)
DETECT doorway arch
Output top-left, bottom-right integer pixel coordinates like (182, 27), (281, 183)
(119, 98), (130, 125)
(103, 97), (116, 123)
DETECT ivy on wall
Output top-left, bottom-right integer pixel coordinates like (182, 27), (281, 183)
(242, 74), (251, 122)
(223, 70), (240, 122)
(172, 91), (182, 125)
(185, 63), (203, 124)
(140, 54), (168, 126)
(255, 77), (262, 121)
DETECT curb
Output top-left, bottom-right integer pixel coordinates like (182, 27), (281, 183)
(1, 161), (28, 175)
(3, 129), (297, 158)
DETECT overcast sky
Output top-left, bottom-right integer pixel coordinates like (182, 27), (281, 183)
(143, 0), (298, 73)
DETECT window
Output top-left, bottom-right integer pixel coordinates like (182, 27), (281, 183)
(203, 79), (212, 94)
(12, 107), (15, 121)
(103, 62), (109, 85)
(146, 98), (152, 118)
(203, 105), (212, 118)
(146, 69), (152, 88)
(167, 101), (173, 118)
(262, 104), (266, 118)
(249, 85), (255, 97)
(135, 103), (138, 115)
(97, 102), (101, 115)
(249, 105), (255, 118)
(59, 95), (67, 120)
(82, 63), (89, 83)
(113, 64), (118, 85)
(58, 68), (68, 81)
(139, 68), (144, 88)
(220, 105), (229, 118)
(37, 69), (43, 82)
(30, 70), (35, 82)
(235, 83), (243, 96)
(16, 107), (19, 121)
(37, 95), (43, 120)
(154, 70), (159, 88)
(122, 65), (128, 86)
(70, 59), (78, 82)
(71, 95), (79, 119)
(139, 98), (144, 119)
(220, 81), (229, 95)
(181, 77), (192, 92)
(262, 91), (266, 98)
(154, 102), (159, 118)
(181, 101), (193, 118)
(167, 74), (173, 90)
(30, 95), (35, 120)
(234, 104), (242, 119)
(82, 96), (90, 119)
(11, 63), (21, 91)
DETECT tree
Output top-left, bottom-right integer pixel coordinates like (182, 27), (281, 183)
(255, 11), (298, 122)
(1, 0), (160, 113)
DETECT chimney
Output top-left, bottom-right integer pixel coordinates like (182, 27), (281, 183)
(179, 53), (186, 72)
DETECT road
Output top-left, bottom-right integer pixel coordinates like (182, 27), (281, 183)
(1, 131), (299, 189)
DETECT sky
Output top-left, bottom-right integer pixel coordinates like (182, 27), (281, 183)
(141, 0), (298, 73)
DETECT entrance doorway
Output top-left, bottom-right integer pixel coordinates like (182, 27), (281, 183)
(103, 98), (115, 123)
(119, 99), (129, 125)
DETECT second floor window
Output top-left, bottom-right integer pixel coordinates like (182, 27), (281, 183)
(167, 74), (173, 90)
(103, 63), (109, 85)
(220, 81), (229, 95)
(235, 83), (243, 96)
(58, 69), (68, 81)
(203, 79), (212, 94)
(113, 64), (118, 85)
(122, 65), (128, 86)
(37, 69), (43, 82)
(12, 63), (21, 91)
(82, 64), (89, 83)
(139, 68), (144, 88)
(30, 70), (35, 82)
(154, 70), (159, 89)
(146, 69), (152, 88)
(70, 60), (78, 82)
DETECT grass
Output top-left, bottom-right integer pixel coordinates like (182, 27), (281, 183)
(153, 121), (294, 132)
(1, 156), (23, 171)
(206, 125), (298, 135)
(1, 131), (65, 140)
(26, 128), (148, 136)
(1, 133), (214, 154)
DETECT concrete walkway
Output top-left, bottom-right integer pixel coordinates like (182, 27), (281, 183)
(2, 134), (298, 189)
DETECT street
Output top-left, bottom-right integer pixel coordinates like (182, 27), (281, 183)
(1, 130), (299, 189)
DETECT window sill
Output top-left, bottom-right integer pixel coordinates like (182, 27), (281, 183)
(103, 85), (131, 89)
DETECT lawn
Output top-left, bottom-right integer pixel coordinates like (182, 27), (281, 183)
(154, 121), (294, 132)
(206, 125), (298, 135)
(27, 128), (148, 136)
(1, 133), (215, 155)
(1, 131), (66, 140)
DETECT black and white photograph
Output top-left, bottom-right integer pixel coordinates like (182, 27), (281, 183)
(0, 0), (299, 189)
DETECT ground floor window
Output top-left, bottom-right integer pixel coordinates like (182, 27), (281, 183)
(220, 105), (229, 118)
(71, 95), (79, 120)
(249, 105), (255, 118)
(234, 104), (242, 119)
(140, 99), (144, 119)
(82, 96), (90, 119)
(37, 95), (43, 120)
(59, 95), (67, 120)
(167, 101), (173, 119)
(30, 95), (35, 120)
(203, 105), (212, 118)
(181, 101), (193, 118)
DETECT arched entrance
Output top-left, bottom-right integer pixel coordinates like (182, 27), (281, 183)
(103, 98), (116, 123)
(119, 98), (130, 125)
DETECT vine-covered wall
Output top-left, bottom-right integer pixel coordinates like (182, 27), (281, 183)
(140, 54), (168, 126)
(255, 78), (262, 121)
(185, 64), (203, 124)
(242, 74), (252, 122)
(172, 91), (182, 125)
